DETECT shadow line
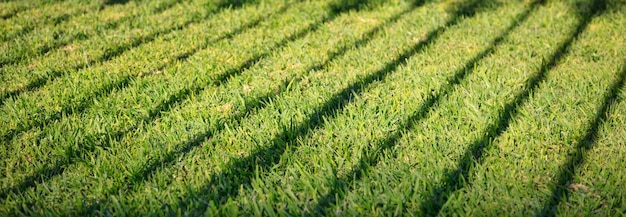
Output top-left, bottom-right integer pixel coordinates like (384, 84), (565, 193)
(419, 0), (606, 215)
(171, 0), (486, 214)
(0, 0), (253, 143)
(0, 0), (268, 200)
(102, 0), (129, 5)
(310, 0), (541, 214)
(539, 64), (625, 216)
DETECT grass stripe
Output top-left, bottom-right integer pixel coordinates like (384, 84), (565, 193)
(1, 0), (111, 43)
(1, 0), (342, 214)
(262, 0), (589, 214)
(81, 1), (369, 214)
(431, 2), (624, 214)
(554, 63), (626, 215)
(1, 0), (625, 215)
(0, 0), (62, 20)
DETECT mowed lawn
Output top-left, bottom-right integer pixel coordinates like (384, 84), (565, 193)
(1, 0), (625, 215)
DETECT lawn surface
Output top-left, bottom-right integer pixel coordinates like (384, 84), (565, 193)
(1, 0), (625, 216)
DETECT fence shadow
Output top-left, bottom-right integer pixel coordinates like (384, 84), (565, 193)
(418, 0), (606, 215)
(310, 0), (540, 214)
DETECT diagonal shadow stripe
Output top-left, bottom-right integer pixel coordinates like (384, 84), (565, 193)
(0, 0), (226, 107)
(0, 2), (289, 201)
(539, 63), (625, 216)
(173, 0), (484, 214)
(0, 0), (263, 143)
(420, 0), (607, 215)
(310, 0), (541, 215)
(103, 0), (130, 5)
(0, 0), (183, 67)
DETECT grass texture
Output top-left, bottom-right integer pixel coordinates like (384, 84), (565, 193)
(1, 0), (625, 215)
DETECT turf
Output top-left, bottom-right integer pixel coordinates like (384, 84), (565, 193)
(1, 0), (625, 216)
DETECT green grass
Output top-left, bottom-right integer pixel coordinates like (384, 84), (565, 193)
(1, 0), (625, 216)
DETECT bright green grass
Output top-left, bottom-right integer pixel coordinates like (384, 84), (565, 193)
(1, 0), (625, 216)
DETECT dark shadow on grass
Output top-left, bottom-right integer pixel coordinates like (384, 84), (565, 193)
(311, 0), (541, 214)
(0, 0), (265, 201)
(0, 12), (19, 19)
(217, 0), (256, 8)
(0, 0), (253, 143)
(539, 59), (624, 215)
(419, 0), (606, 215)
(102, 0), (129, 5)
